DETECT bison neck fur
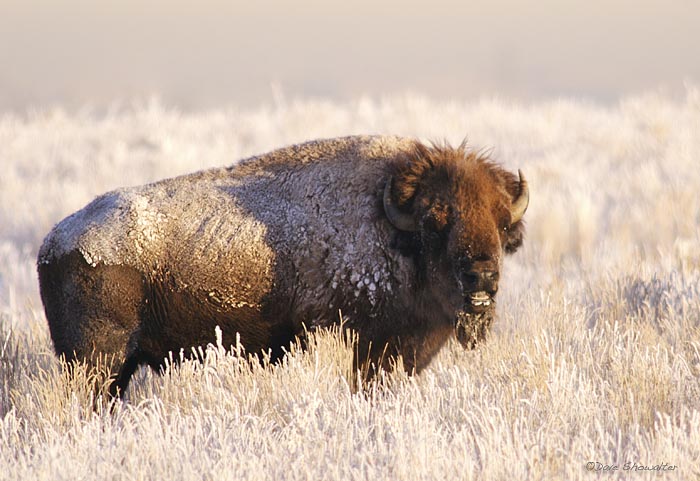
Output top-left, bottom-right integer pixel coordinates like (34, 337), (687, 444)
(37, 135), (527, 398)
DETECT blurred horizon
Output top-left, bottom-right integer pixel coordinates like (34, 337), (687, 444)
(1, 0), (699, 111)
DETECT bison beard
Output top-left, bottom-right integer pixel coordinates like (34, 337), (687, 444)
(455, 310), (494, 349)
(37, 135), (528, 400)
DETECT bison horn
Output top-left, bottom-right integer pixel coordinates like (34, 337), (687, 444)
(383, 176), (417, 232)
(510, 169), (529, 224)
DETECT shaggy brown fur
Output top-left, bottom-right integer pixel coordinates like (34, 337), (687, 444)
(389, 141), (525, 255)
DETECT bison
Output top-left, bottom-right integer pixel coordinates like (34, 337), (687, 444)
(37, 135), (528, 398)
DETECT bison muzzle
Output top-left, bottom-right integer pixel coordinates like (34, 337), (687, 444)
(37, 135), (528, 398)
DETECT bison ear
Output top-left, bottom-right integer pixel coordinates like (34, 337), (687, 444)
(504, 220), (525, 253)
(498, 168), (527, 254)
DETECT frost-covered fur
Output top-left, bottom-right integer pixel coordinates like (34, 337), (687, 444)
(37, 135), (523, 395)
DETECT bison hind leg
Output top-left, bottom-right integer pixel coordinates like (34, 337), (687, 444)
(38, 251), (148, 405)
(106, 338), (175, 401)
(56, 349), (124, 401)
(107, 351), (146, 400)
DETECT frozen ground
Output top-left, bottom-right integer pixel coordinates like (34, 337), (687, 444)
(1, 91), (699, 479)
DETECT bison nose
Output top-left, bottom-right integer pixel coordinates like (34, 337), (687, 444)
(462, 269), (499, 293)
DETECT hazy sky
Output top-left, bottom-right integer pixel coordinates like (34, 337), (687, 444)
(1, 0), (698, 110)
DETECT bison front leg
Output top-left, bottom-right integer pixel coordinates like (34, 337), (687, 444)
(351, 335), (419, 387)
(351, 322), (455, 386)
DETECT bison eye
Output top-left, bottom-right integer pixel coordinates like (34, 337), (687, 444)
(425, 202), (450, 232)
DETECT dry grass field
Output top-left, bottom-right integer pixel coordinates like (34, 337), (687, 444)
(1, 91), (699, 480)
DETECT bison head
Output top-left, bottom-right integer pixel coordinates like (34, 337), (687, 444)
(384, 141), (528, 348)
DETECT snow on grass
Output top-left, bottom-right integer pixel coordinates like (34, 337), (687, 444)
(1, 91), (699, 480)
